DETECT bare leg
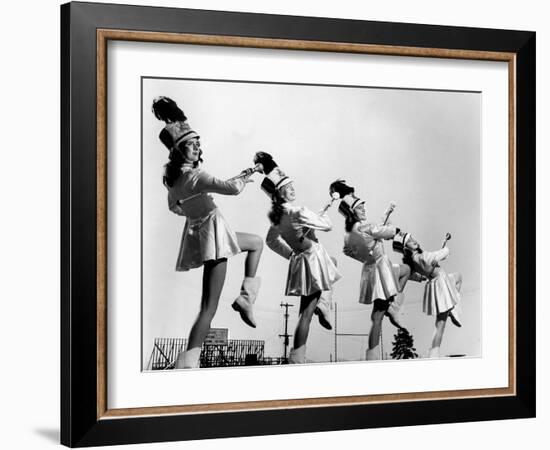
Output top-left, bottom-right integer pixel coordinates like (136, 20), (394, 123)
(294, 292), (321, 349)
(397, 264), (411, 292)
(235, 232), (263, 277)
(431, 311), (449, 349)
(385, 264), (411, 330)
(187, 259), (227, 350)
(232, 233), (263, 328)
(447, 273), (463, 327)
(313, 256), (337, 330)
(368, 299), (388, 349)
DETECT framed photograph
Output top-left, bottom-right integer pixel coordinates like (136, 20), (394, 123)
(61, 1), (535, 447)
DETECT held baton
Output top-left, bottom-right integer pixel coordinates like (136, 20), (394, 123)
(428, 232), (452, 277)
(177, 164), (261, 206)
(301, 196), (337, 241)
(382, 201), (397, 226)
(226, 163), (263, 182)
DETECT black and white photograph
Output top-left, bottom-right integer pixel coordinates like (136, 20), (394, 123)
(0, 0), (542, 447)
(142, 77), (481, 370)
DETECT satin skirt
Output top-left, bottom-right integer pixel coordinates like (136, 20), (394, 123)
(358, 255), (400, 304)
(422, 271), (461, 315)
(285, 243), (341, 296)
(175, 208), (241, 271)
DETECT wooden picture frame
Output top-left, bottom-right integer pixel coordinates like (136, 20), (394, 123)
(61, 1), (535, 446)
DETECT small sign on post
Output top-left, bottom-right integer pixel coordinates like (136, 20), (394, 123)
(204, 328), (228, 346)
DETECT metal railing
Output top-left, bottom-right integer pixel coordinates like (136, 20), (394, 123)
(147, 337), (282, 370)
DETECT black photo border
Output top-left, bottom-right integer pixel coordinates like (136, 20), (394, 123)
(61, 1), (535, 447)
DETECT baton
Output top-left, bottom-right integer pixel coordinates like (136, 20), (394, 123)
(382, 201), (397, 225)
(177, 164), (261, 206)
(301, 196), (338, 241)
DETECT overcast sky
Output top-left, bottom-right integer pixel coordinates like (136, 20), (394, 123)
(141, 77), (481, 367)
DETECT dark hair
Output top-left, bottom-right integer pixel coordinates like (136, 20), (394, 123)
(402, 246), (423, 272)
(152, 97), (187, 123)
(339, 201), (359, 232)
(162, 149), (185, 188)
(344, 214), (358, 233)
(330, 180), (355, 198)
(402, 248), (415, 272)
(162, 142), (203, 188)
(268, 190), (286, 225)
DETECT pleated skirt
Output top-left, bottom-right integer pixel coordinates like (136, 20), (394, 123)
(358, 254), (400, 304)
(175, 208), (241, 271)
(422, 271), (461, 315)
(285, 243), (341, 296)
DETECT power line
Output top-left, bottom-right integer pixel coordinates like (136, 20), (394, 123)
(333, 302), (371, 362)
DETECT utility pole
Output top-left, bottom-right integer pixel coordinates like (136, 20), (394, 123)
(279, 302), (294, 360)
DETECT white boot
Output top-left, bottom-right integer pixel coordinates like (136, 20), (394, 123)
(315, 290), (333, 330)
(175, 347), (201, 369)
(232, 277), (261, 328)
(366, 345), (381, 361)
(449, 305), (462, 327)
(288, 345), (306, 364)
(428, 347), (440, 359)
(386, 294), (406, 330)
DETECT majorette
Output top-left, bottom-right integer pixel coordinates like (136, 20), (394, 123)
(393, 231), (463, 358)
(152, 96), (264, 369)
(329, 180), (411, 361)
(254, 151), (341, 364)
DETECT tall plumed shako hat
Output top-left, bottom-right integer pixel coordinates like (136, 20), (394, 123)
(329, 180), (365, 219)
(253, 152), (293, 198)
(329, 179), (354, 198)
(152, 96), (187, 122)
(392, 231), (412, 254)
(151, 96), (199, 150)
(161, 121), (200, 150)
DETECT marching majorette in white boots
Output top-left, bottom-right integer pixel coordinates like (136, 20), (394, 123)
(393, 231), (463, 359)
(329, 180), (411, 361)
(254, 152), (341, 364)
(152, 97), (264, 369)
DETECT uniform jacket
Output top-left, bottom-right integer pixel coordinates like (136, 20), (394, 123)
(410, 247), (450, 279)
(343, 222), (397, 265)
(266, 204), (332, 259)
(167, 165), (245, 219)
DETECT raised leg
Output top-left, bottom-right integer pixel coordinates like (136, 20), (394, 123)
(235, 232), (263, 277)
(397, 264), (411, 292)
(314, 256), (337, 330)
(232, 232), (264, 327)
(454, 273), (463, 291)
(315, 290), (333, 330)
